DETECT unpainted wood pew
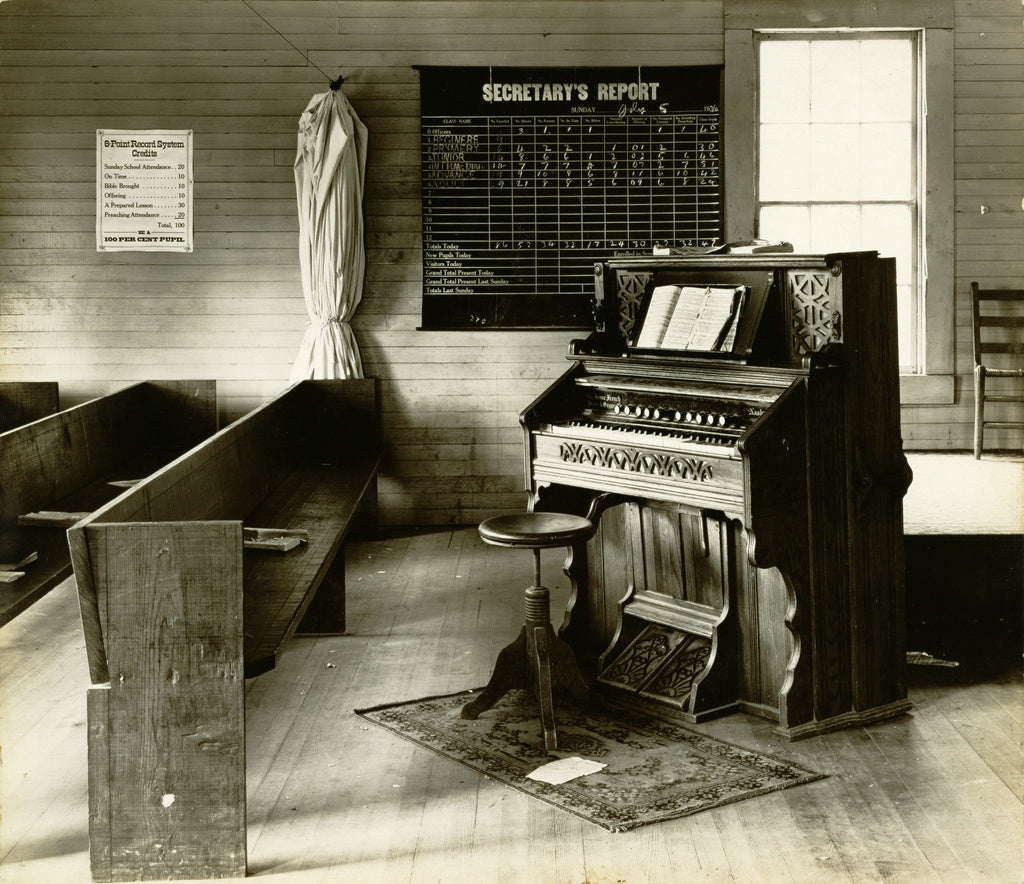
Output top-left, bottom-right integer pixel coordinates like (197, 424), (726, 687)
(68, 378), (381, 882)
(0, 380), (217, 624)
(0, 381), (60, 431)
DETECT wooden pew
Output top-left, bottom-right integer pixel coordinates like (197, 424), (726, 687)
(68, 379), (381, 882)
(0, 381), (60, 431)
(0, 380), (217, 625)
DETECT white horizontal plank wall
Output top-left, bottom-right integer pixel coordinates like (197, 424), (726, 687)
(1, 1), (1020, 526)
(902, 0), (1024, 449)
(940, 0), (1024, 452)
(0, 0), (724, 526)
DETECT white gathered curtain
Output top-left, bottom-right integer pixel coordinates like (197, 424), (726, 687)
(289, 88), (368, 381)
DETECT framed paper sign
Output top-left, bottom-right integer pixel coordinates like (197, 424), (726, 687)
(97, 129), (193, 252)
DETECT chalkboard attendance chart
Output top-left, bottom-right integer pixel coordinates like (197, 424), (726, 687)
(419, 66), (723, 330)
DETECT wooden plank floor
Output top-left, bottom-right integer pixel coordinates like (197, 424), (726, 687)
(1, 527), (1021, 883)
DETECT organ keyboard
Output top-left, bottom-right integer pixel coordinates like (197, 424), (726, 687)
(524, 252), (912, 739)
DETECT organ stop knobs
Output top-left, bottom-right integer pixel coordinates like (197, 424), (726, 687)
(608, 401), (731, 428)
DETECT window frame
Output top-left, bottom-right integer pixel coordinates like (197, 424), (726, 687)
(723, 1), (954, 404)
(755, 30), (923, 374)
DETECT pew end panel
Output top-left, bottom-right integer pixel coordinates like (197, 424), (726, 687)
(82, 520), (246, 883)
(68, 379), (380, 881)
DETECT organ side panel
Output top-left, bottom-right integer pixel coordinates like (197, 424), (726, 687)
(841, 255), (912, 716)
(734, 545), (790, 720)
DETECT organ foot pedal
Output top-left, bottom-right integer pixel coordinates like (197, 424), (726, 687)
(597, 605), (739, 723)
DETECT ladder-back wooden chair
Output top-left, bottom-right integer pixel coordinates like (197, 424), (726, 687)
(971, 282), (1024, 458)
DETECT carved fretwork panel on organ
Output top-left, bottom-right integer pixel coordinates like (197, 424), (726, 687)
(558, 442), (716, 484)
(609, 269), (649, 341)
(787, 269), (843, 359)
(526, 251), (912, 740)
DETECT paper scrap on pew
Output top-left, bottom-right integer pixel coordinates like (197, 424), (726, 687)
(107, 479), (143, 488)
(0, 551), (39, 582)
(243, 527), (309, 552)
(18, 511), (91, 527)
(526, 756), (607, 785)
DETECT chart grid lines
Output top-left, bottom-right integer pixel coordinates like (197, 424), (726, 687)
(420, 66), (723, 329)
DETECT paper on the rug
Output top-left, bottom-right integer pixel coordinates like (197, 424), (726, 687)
(526, 756), (607, 785)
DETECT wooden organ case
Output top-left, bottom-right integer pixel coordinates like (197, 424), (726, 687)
(524, 252), (913, 739)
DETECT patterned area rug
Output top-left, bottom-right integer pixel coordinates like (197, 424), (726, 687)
(355, 689), (825, 832)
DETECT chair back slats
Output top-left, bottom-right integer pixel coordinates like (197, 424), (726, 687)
(972, 284), (1024, 362)
(978, 342), (1024, 356)
(971, 282), (1024, 457)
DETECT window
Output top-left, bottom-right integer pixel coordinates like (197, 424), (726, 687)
(724, 1), (954, 403)
(756, 33), (922, 372)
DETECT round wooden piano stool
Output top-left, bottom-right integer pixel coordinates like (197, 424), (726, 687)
(461, 512), (596, 751)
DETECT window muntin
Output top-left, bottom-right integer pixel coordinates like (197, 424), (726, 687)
(756, 33), (921, 371)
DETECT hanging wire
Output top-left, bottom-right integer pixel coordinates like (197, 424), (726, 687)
(241, 0), (340, 87)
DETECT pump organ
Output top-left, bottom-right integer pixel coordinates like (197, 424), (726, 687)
(523, 252), (912, 739)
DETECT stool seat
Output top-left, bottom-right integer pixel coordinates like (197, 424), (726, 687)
(479, 512), (594, 548)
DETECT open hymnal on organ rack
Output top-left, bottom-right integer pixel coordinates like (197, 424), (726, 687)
(634, 284), (745, 352)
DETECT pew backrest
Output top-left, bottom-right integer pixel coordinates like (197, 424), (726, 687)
(69, 378), (379, 685)
(0, 381), (60, 432)
(0, 380), (217, 528)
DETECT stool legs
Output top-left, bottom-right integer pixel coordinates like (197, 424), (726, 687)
(531, 624), (556, 749)
(461, 550), (592, 751)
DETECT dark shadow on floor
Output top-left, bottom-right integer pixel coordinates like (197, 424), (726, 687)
(905, 532), (1022, 684)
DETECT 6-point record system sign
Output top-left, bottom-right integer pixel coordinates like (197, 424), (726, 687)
(97, 129), (193, 252)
